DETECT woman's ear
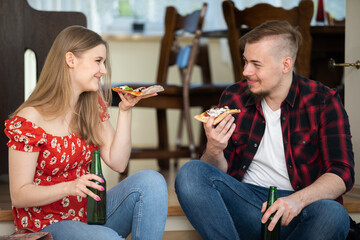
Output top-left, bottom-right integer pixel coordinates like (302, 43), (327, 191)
(65, 52), (75, 68)
(282, 56), (293, 74)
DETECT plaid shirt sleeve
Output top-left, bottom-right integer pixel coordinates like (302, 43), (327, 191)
(318, 91), (354, 192)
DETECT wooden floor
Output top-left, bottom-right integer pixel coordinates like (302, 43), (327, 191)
(0, 159), (359, 239)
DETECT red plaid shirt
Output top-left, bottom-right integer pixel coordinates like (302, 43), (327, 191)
(220, 73), (354, 202)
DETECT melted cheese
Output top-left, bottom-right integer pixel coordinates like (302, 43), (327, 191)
(206, 106), (229, 117)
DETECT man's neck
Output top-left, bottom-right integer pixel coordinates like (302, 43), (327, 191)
(264, 73), (293, 111)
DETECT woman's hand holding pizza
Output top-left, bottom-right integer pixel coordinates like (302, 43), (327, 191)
(114, 85), (164, 111)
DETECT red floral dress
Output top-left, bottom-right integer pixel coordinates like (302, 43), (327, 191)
(3, 100), (110, 231)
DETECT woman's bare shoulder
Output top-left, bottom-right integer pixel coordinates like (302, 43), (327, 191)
(16, 107), (43, 124)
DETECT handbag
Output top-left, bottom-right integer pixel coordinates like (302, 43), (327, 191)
(0, 228), (53, 240)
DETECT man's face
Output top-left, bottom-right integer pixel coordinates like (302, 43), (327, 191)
(242, 37), (286, 99)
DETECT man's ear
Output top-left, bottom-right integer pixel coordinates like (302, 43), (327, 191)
(282, 56), (293, 74)
(65, 52), (75, 68)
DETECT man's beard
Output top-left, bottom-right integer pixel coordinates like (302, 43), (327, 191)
(246, 81), (270, 102)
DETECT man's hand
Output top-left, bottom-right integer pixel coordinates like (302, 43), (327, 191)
(261, 194), (304, 231)
(201, 114), (236, 171)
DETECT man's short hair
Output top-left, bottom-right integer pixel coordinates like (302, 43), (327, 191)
(240, 20), (302, 61)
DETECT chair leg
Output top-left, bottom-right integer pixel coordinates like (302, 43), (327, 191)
(174, 110), (185, 168)
(156, 109), (170, 170)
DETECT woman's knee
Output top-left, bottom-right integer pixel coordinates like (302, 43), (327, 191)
(133, 170), (167, 197)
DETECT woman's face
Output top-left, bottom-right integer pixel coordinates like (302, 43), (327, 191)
(69, 44), (107, 95)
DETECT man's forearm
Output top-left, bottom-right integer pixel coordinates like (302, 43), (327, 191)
(291, 173), (346, 208)
(200, 149), (228, 172)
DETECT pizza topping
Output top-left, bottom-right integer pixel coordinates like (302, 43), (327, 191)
(206, 106), (230, 117)
(119, 85), (134, 91)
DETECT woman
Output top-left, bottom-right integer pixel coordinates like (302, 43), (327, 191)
(4, 25), (168, 239)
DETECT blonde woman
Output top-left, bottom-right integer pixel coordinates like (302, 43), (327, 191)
(4, 25), (168, 239)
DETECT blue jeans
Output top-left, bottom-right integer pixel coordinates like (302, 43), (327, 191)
(41, 170), (168, 240)
(175, 160), (349, 240)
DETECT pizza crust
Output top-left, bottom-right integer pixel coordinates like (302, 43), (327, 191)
(112, 85), (164, 96)
(194, 108), (241, 125)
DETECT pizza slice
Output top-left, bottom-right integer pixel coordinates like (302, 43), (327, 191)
(194, 106), (241, 125)
(112, 85), (164, 97)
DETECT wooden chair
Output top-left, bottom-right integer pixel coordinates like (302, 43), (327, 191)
(0, 0), (86, 175)
(326, 12), (345, 25)
(222, 0), (314, 82)
(112, 3), (225, 172)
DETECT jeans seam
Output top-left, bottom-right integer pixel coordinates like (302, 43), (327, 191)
(107, 188), (144, 224)
(210, 177), (262, 210)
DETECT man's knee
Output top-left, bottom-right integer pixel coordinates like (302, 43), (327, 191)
(175, 160), (209, 195)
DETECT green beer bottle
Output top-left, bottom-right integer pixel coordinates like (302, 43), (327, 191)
(87, 150), (106, 225)
(262, 186), (280, 240)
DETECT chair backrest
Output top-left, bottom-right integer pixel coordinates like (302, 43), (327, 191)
(0, 0), (86, 174)
(156, 3), (207, 85)
(222, 0), (313, 82)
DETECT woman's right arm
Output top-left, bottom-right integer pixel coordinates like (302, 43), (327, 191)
(9, 149), (104, 208)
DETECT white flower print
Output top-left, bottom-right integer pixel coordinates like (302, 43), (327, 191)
(77, 139), (81, 147)
(64, 139), (68, 148)
(79, 208), (84, 217)
(25, 132), (35, 138)
(57, 143), (61, 153)
(77, 196), (82, 202)
(71, 162), (77, 169)
(85, 151), (91, 160)
(34, 219), (41, 228)
(76, 169), (81, 178)
(14, 135), (19, 142)
(49, 218), (58, 224)
(64, 164), (70, 172)
(33, 207), (41, 213)
(46, 176), (51, 182)
(13, 129), (22, 134)
(40, 160), (46, 169)
(73, 217), (80, 221)
(21, 216), (28, 227)
(63, 172), (68, 178)
(68, 209), (75, 216)
(61, 212), (69, 219)
(43, 150), (50, 158)
(82, 146), (86, 155)
(78, 160), (83, 169)
(60, 153), (66, 163)
(24, 145), (33, 152)
(61, 197), (70, 208)
(34, 178), (41, 185)
(66, 155), (70, 163)
(13, 122), (22, 129)
(44, 214), (53, 219)
(72, 142), (75, 155)
(52, 168), (59, 175)
(19, 135), (29, 144)
(51, 138), (57, 148)
(50, 157), (57, 165)
(10, 144), (16, 150)
(36, 170), (43, 176)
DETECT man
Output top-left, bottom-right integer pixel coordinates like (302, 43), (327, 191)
(175, 20), (354, 240)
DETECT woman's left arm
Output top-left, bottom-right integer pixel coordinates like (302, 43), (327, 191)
(99, 92), (154, 172)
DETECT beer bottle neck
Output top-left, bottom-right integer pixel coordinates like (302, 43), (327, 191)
(91, 150), (102, 175)
(267, 186), (277, 206)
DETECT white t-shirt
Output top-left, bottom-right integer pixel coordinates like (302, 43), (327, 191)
(242, 99), (293, 191)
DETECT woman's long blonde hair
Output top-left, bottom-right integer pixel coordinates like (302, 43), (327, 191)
(13, 25), (112, 146)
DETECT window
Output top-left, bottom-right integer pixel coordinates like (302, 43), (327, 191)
(27, 0), (346, 34)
